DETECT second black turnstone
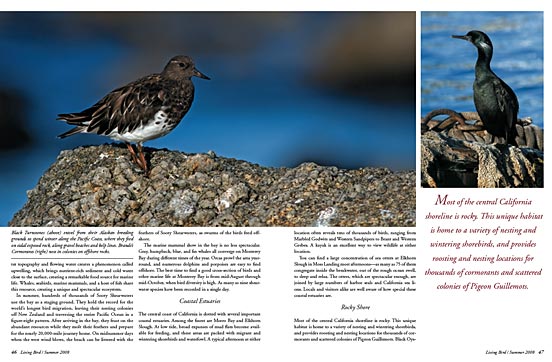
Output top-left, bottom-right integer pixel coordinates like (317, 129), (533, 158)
(452, 30), (519, 145)
(57, 55), (210, 173)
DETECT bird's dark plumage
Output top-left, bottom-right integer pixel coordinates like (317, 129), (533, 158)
(452, 30), (519, 145)
(57, 55), (210, 172)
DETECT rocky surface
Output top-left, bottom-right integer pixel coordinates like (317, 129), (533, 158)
(10, 145), (416, 227)
(421, 131), (544, 188)
(420, 110), (544, 188)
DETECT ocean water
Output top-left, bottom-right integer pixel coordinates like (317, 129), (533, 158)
(422, 11), (544, 125)
(0, 12), (415, 225)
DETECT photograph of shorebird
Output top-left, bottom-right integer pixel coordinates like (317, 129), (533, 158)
(2, 12), (416, 227)
(57, 55), (210, 174)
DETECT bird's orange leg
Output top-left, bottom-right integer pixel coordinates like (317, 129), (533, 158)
(136, 143), (148, 174)
(126, 142), (140, 165)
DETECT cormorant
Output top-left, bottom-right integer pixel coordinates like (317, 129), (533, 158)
(452, 30), (518, 145)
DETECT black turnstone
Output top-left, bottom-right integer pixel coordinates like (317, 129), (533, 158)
(57, 55), (210, 173)
(452, 30), (519, 145)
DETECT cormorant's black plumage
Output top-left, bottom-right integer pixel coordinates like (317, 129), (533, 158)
(452, 30), (518, 145)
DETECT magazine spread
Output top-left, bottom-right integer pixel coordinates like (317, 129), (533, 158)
(1, 2), (549, 362)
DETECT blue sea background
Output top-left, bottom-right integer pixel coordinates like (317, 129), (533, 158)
(0, 12), (415, 225)
(422, 11), (543, 125)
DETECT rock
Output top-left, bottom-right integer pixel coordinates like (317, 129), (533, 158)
(9, 144), (416, 227)
(421, 131), (544, 188)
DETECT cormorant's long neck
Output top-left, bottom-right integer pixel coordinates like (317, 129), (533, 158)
(475, 44), (493, 79)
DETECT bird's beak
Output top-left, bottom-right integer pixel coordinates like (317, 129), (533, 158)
(452, 34), (469, 41)
(193, 68), (211, 80)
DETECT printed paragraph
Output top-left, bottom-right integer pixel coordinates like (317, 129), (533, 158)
(138, 311), (261, 342)
(426, 195), (543, 292)
(10, 229), (134, 256)
(293, 229), (417, 297)
(293, 316), (416, 342)
(9, 228), (135, 343)
(138, 239), (261, 293)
